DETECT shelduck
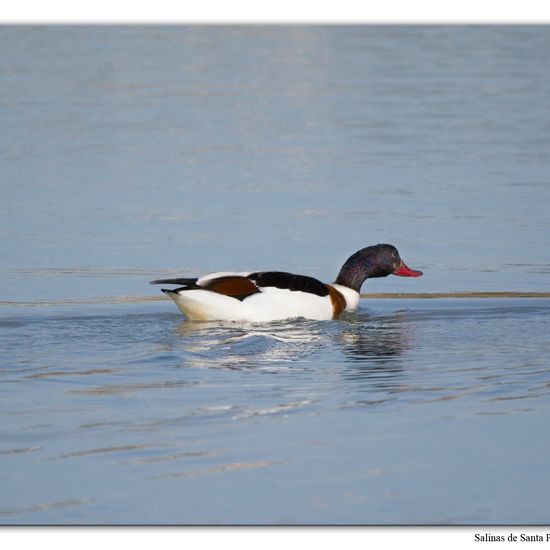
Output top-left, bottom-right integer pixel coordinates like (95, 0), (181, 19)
(151, 243), (422, 322)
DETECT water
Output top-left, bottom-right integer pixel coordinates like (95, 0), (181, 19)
(1, 25), (550, 524)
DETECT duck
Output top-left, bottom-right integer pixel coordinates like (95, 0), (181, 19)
(151, 243), (423, 322)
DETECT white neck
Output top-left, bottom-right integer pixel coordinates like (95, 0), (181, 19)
(331, 284), (360, 312)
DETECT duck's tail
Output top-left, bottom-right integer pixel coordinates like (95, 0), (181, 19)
(150, 277), (199, 286)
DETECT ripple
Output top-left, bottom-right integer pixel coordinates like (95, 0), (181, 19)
(153, 460), (284, 480)
(66, 379), (197, 396)
(231, 400), (316, 419)
(0, 446), (42, 455)
(0, 498), (94, 517)
(48, 444), (154, 461)
(123, 449), (222, 465)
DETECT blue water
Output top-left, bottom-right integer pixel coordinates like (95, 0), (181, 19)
(1, 26), (550, 524)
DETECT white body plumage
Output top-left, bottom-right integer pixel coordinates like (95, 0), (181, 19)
(163, 272), (359, 322)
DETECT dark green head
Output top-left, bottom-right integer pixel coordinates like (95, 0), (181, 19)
(335, 244), (423, 292)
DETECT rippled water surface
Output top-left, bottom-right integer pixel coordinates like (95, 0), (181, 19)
(1, 26), (550, 524)
(2, 299), (550, 524)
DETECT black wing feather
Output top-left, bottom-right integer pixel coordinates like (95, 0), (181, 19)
(150, 278), (199, 286)
(248, 271), (329, 297)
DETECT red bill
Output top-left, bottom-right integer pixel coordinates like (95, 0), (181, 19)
(394, 262), (423, 277)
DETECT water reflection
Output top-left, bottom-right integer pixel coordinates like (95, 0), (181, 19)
(339, 314), (409, 362)
(335, 313), (410, 394)
(172, 318), (328, 371)
(169, 312), (411, 387)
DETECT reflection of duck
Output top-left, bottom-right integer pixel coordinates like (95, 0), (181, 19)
(341, 316), (407, 361)
(151, 244), (422, 322)
(166, 309), (411, 382)
(339, 314), (410, 388)
(173, 318), (328, 371)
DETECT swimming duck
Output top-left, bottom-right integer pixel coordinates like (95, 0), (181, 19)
(151, 243), (422, 322)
